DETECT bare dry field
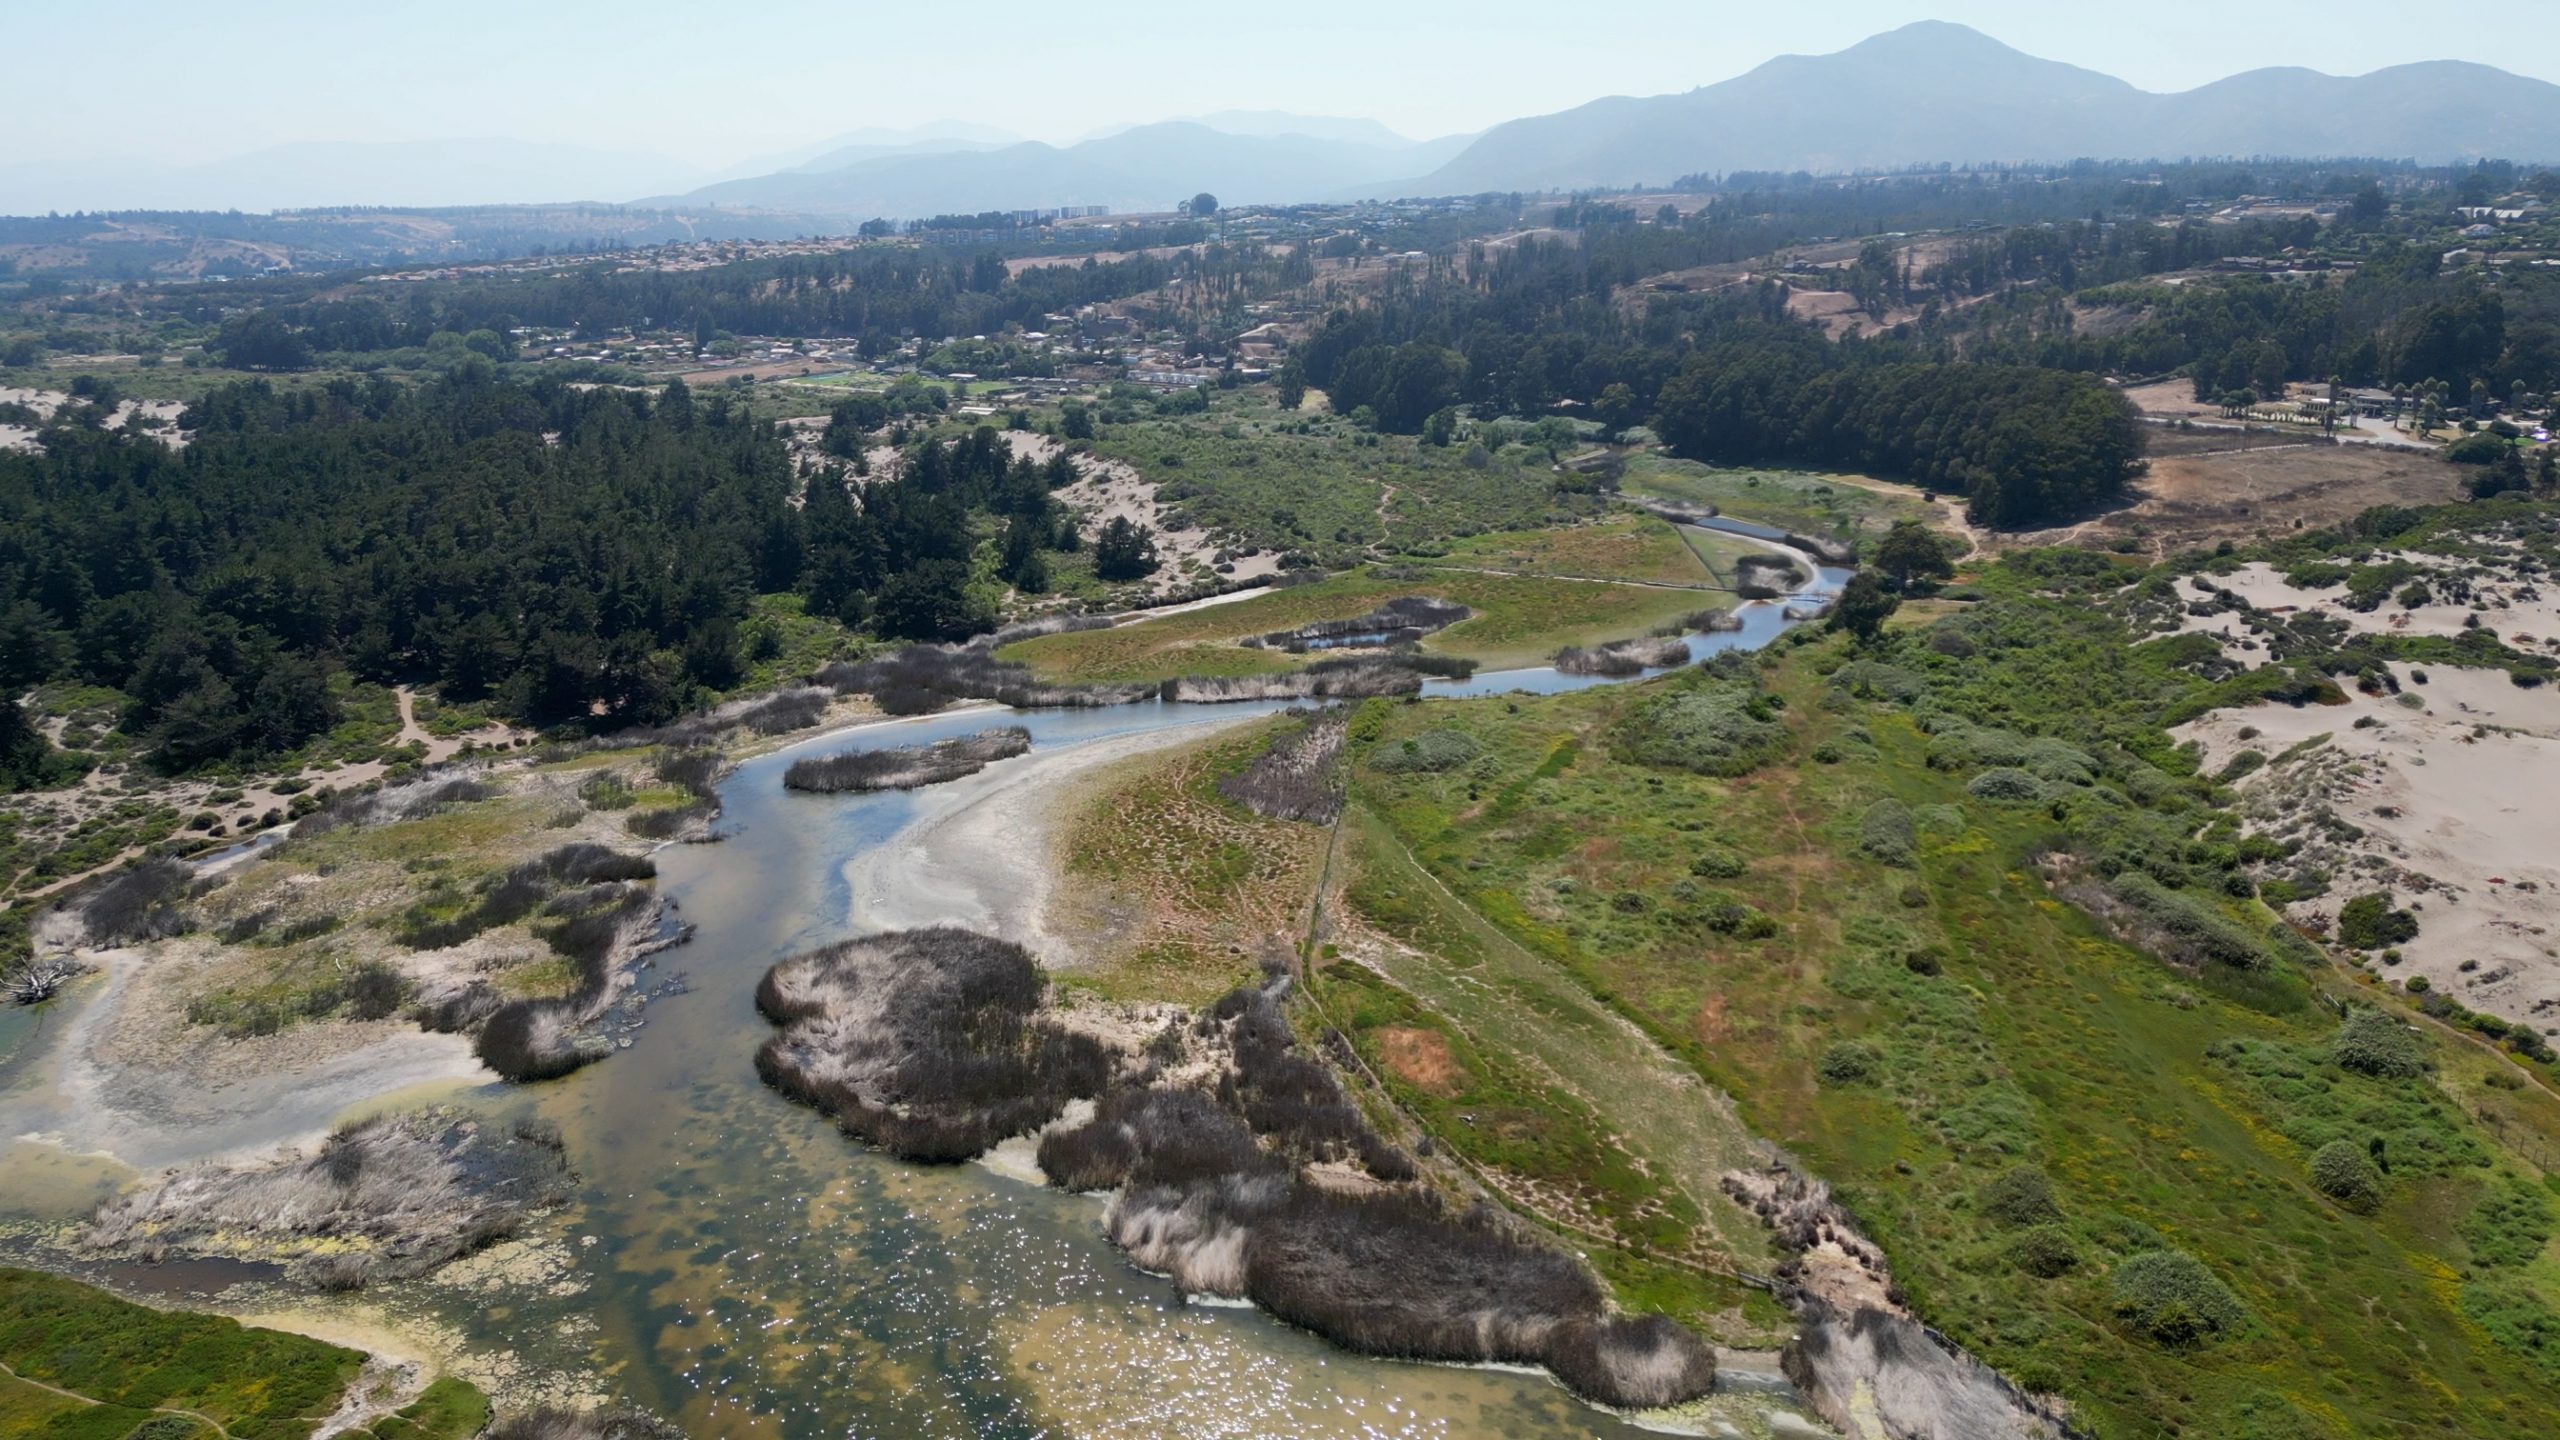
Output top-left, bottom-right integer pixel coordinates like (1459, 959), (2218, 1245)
(1998, 439), (2463, 557)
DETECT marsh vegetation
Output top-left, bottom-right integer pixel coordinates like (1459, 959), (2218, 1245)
(83, 1108), (573, 1290)
(783, 726), (1032, 793)
(753, 927), (1114, 1161)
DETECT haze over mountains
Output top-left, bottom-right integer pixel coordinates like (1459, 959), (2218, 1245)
(7, 23), (2559, 217)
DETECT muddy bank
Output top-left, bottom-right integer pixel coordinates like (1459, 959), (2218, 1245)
(84, 1107), (573, 1291)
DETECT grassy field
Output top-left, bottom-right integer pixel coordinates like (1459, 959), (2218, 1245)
(1054, 719), (1329, 1005)
(1076, 394), (1609, 566)
(1344, 570), (2560, 1437)
(1621, 455), (1935, 541)
(999, 565), (1719, 684)
(1416, 514), (1718, 587)
(0, 1268), (487, 1440)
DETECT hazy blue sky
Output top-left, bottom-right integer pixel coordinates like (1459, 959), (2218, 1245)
(20, 1), (2560, 168)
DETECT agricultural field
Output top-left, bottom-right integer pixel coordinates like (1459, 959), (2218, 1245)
(1336, 546), (2560, 1438)
(998, 563), (1720, 684)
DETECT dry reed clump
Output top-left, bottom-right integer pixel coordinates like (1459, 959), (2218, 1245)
(1242, 597), (1471, 653)
(558, 688), (834, 753)
(487, 1408), (685, 1440)
(79, 858), (202, 945)
(488, 1409), (684, 1440)
(293, 776), (500, 840)
(1166, 654), (1472, 705)
(1037, 983), (1711, 1409)
(817, 645), (1153, 714)
(1552, 635), (1692, 677)
(783, 727), (1032, 794)
(975, 613), (1118, 649)
(1217, 711), (1348, 823)
(83, 1108), (572, 1288)
(1734, 553), (1808, 600)
(1688, 607), (1746, 633)
(470, 884), (675, 1082)
(401, 844), (657, 951)
(753, 927), (1114, 1162)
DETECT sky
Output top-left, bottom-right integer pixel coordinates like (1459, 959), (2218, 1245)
(12, 0), (2560, 173)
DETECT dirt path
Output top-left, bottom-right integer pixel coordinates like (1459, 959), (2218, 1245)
(0, 1357), (242, 1438)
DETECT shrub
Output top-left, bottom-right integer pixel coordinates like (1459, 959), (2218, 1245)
(2109, 1249), (2248, 1346)
(2332, 1009), (2425, 1079)
(1688, 847), (1747, 879)
(1369, 727), (1482, 774)
(2309, 1140), (2381, 1210)
(2106, 871), (2274, 970)
(2011, 1223), (2079, 1278)
(81, 858), (198, 945)
(1817, 1040), (1879, 1084)
(2336, 891), (2419, 949)
(1980, 1165), (2063, 1227)
(1967, 767), (2047, 804)
(1618, 680), (1786, 777)
(1858, 798), (1917, 867)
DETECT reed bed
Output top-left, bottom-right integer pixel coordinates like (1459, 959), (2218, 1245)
(783, 727), (1032, 794)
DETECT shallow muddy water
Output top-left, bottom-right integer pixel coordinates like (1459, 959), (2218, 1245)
(0, 544), (1852, 1439)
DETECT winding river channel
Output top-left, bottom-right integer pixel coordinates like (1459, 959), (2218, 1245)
(1, 526), (1852, 1440)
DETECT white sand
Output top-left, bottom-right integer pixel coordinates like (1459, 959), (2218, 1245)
(842, 717), (1257, 965)
(0, 937), (487, 1176)
(2176, 665), (2560, 1033)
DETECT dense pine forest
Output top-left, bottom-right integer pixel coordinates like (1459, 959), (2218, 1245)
(0, 374), (1088, 769)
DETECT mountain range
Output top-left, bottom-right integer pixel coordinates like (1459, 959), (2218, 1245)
(7, 24), (2560, 218)
(1413, 22), (2560, 193)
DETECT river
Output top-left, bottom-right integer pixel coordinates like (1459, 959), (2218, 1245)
(1, 530), (1852, 1440)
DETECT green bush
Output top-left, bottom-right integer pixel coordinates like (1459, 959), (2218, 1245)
(2336, 891), (2419, 949)
(1370, 728), (1483, 774)
(1980, 1165), (2064, 1227)
(1859, 798), (1917, 867)
(1688, 847), (1747, 879)
(2309, 1140), (2381, 1210)
(1968, 767), (2047, 803)
(2109, 1249), (2249, 1347)
(2332, 1009), (2425, 1079)
(1818, 1040), (1880, 1085)
(2109, 871), (2275, 970)
(2010, 1223), (2080, 1278)
(1619, 680), (1787, 777)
